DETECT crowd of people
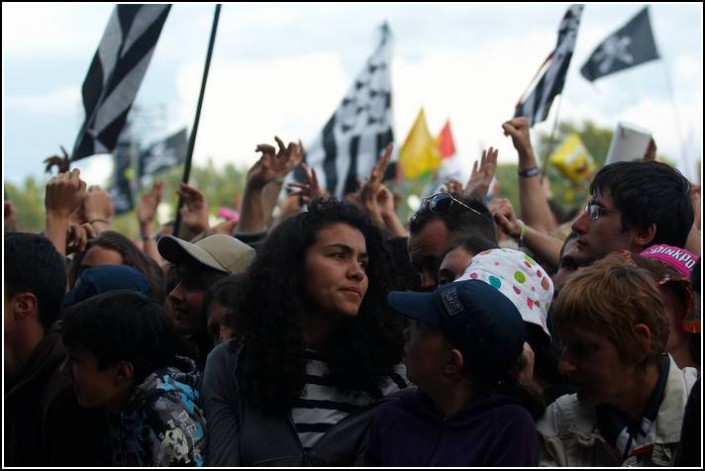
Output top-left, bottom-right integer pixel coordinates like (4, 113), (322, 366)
(4, 117), (701, 467)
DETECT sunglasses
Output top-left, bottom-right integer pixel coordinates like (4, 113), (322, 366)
(584, 203), (620, 221)
(419, 193), (487, 219)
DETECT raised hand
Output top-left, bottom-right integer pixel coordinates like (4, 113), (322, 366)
(138, 181), (163, 226)
(83, 185), (114, 230)
(501, 117), (534, 160)
(465, 146), (498, 201)
(503, 117), (555, 233)
(44, 168), (87, 256)
(44, 146), (71, 175)
(271, 136), (304, 179)
(359, 144), (393, 221)
(489, 197), (521, 240)
(66, 222), (97, 255)
(375, 184), (395, 219)
(249, 137), (303, 189)
(45, 168), (87, 220)
(177, 182), (209, 235)
(287, 162), (327, 206)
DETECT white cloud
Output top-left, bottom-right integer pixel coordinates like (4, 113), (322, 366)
(176, 53), (349, 169)
(5, 87), (80, 117)
(2, 4), (112, 59)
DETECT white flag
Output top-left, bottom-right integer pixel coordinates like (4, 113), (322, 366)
(303, 24), (394, 198)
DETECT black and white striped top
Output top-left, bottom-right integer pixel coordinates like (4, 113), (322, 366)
(291, 350), (409, 449)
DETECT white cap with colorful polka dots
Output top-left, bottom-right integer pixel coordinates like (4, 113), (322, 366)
(457, 248), (554, 339)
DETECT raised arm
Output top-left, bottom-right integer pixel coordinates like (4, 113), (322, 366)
(359, 144), (393, 227)
(502, 117), (556, 233)
(238, 137), (300, 234)
(490, 197), (564, 269)
(83, 185), (114, 234)
(261, 137), (304, 228)
(177, 182), (210, 237)
(138, 181), (166, 265)
(44, 169), (87, 257)
(464, 146), (498, 202)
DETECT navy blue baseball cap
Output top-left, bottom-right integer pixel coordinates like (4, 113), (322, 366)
(387, 279), (526, 378)
(64, 265), (152, 307)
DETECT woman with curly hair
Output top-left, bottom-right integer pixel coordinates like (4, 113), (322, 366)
(204, 198), (409, 466)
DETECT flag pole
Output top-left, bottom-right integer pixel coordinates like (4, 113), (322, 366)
(516, 53), (552, 111)
(541, 93), (563, 177)
(173, 4), (221, 238)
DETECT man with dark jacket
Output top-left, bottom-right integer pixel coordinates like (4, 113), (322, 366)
(4, 232), (105, 466)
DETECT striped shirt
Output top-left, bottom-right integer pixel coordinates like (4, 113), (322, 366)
(291, 350), (409, 449)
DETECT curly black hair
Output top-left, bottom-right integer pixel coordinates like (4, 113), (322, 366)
(234, 198), (406, 414)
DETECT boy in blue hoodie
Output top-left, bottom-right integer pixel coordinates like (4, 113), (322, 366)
(366, 279), (543, 466)
(61, 290), (206, 466)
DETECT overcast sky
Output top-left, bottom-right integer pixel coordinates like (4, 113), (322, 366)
(3, 3), (702, 188)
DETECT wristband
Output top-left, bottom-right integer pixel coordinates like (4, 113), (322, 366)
(518, 167), (540, 178)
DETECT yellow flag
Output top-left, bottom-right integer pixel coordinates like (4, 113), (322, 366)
(399, 108), (441, 180)
(548, 133), (596, 183)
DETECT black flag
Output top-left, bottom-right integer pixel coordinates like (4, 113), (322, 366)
(72, 5), (170, 161)
(139, 129), (188, 177)
(581, 7), (660, 82)
(515, 5), (583, 127)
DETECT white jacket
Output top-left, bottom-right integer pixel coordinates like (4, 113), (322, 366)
(537, 356), (697, 467)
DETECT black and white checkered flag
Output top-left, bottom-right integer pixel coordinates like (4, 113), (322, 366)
(515, 5), (583, 127)
(302, 23), (394, 198)
(72, 5), (170, 161)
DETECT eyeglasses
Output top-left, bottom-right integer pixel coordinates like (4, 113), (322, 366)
(420, 193), (486, 219)
(584, 203), (620, 221)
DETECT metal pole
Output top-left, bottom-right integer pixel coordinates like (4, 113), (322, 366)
(173, 4), (222, 237)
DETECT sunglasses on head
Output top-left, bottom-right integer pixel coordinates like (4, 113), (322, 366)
(420, 192), (486, 219)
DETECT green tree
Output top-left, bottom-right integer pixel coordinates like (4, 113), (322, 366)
(5, 176), (46, 233)
(535, 120), (613, 168)
(112, 159), (250, 238)
(5, 159), (252, 239)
